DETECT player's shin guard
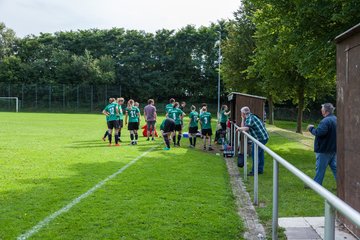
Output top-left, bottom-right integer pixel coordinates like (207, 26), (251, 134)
(189, 137), (193, 145)
(130, 132), (134, 141)
(135, 133), (138, 141)
(104, 131), (108, 138)
(108, 134), (112, 144)
(177, 135), (181, 144)
(172, 135), (176, 144)
(193, 137), (197, 147)
(115, 134), (119, 144)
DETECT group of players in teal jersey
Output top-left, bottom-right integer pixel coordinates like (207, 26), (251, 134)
(160, 98), (215, 151)
(102, 98), (141, 146)
(103, 97), (230, 151)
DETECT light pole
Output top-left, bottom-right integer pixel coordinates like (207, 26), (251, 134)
(217, 31), (221, 119)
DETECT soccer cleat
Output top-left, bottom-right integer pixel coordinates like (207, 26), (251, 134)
(146, 138), (150, 141)
(203, 146), (206, 150)
(102, 137), (106, 141)
(208, 146), (214, 151)
(151, 138), (155, 141)
(115, 143), (120, 146)
(163, 147), (170, 151)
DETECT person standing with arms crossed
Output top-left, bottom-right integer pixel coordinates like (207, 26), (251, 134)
(144, 99), (157, 141)
(307, 103), (337, 186)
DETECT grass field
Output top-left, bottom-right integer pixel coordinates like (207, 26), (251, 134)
(0, 112), (243, 239)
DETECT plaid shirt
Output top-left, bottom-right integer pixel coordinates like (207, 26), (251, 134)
(245, 114), (269, 141)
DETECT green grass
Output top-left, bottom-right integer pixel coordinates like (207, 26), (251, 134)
(242, 123), (337, 237)
(0, 112), (243, 239)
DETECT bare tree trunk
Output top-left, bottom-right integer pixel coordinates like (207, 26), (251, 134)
(296, 85), (305, 134)
(268, 95), (274, 125)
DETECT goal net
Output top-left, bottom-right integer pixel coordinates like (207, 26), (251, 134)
(0, 97), (19, 112)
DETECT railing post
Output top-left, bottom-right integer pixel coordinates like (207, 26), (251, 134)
(244, 134), (247, 181)
(272, 159), (279, 240)
(233, 125), (236, 156)
(324, 200), (335, 240)
(254, 143), (259, 205)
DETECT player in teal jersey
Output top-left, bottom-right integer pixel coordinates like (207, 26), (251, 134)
(134, 102), (142, 121)
(219, 105), (231, 131)
(199, 106), (213, 151)
(165, 98), (175, 117)
(116, 98), (125, 142)
(102, 98), (120, 146)
(188, 105), (199, 148)
(168, 102), (185, 146)
(102, 98), (115, 141)
(125, 99), (141, 145)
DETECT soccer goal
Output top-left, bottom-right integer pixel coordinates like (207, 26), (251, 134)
(0, 97), (19, 112)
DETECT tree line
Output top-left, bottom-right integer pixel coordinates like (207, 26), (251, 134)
(0, 21), (227, 103)
(222, 0), (360, 132)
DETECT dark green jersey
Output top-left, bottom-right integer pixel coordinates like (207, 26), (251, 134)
(104, 103), (118, 121)
(189, 111), (199, 128)
(200, 112), (212, 129)
(165, 104), (173, 114)
(220, 110), (229, 123)
(126, 107), (140, 122)
(168, 108), (184, 125)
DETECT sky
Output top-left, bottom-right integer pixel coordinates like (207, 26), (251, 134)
(0, 0), (241, 37)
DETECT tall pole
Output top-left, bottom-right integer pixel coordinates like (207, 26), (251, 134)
(217, 31), (221, 118)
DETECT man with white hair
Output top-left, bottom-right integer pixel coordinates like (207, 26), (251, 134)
(307, 103), (337, 186)
(237, 106), (269, 176)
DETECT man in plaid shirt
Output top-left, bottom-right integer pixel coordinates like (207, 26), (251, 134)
(238, 106), (269, 176)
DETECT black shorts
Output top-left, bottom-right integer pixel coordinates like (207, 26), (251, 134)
(202, 128), (213, 136)
(175, 124), (182, 131)
(163, 121), (175, 134)
(107, 120), (119, 129)
(118, 120), (124, 128)
(147, 120), (156, 130)
(220, 122), (227, 131)
(189, 126), (198, 134)
(128, 122), (139, 130)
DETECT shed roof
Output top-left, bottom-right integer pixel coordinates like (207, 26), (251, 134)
(335, 23), (360, 43)
(227, 92), (267, 101)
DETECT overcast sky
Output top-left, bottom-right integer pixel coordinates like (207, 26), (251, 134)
(0, 0), (241, 37)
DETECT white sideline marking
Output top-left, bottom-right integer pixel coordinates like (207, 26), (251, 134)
(17, 146), (158, 240)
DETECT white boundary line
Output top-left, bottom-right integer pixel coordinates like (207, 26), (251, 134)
(17, 145), (158, 240)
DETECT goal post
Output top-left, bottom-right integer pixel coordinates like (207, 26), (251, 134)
(0, 97), (19, 112)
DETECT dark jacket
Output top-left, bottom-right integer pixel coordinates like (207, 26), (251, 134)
(309, 114), (337, 153)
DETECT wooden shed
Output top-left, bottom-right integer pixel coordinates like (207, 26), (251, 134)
(227, 92), (267, 125)
(227, 92), (266, 150)
(335, 23), (360, 237)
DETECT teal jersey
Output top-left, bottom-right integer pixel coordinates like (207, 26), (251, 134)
(104, 103), (118, 121)
(200, 112), (212, 129)
(117, 105), (124, 120)
(126, 107), (140, 122)
(189, 111), (199, 128)
(165, 104), (173, 114)
(220, 110), (229, 123)
(168, 108), (184, 125)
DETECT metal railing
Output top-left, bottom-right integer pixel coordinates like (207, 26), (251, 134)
(229, 121), (360, 240)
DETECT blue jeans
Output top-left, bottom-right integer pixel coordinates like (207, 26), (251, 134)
(251, 138), (268, 173)
(314, 152), (337, 185)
